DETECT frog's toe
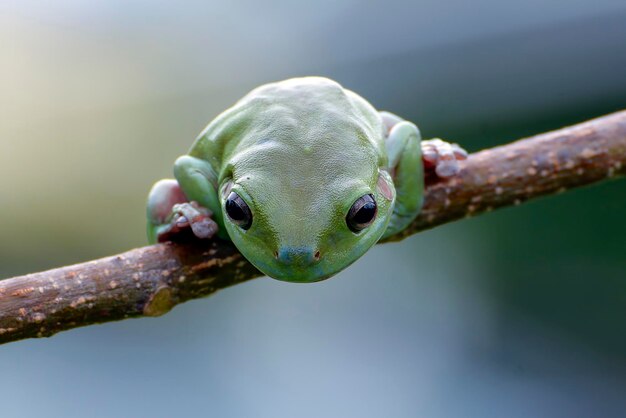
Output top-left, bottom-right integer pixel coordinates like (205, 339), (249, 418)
(452, 143), (468, 160)
(189, 216), (218, 239)
(172, 202), (218, 240)
(435, 158), (460, 178)
(174, 215), (189, 228)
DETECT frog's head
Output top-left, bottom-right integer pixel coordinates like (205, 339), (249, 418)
(218, 138), (395, 283)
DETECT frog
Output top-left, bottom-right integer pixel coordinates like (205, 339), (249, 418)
(147, 77), (466, 282)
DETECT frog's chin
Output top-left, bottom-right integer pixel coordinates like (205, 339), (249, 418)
(251, 261), (344, 283)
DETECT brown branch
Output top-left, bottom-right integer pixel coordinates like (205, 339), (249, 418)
(1, 111), (625, 345)
(387, 110), (626, 240)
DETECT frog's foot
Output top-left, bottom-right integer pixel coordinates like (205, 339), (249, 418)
(167, 202), (218, 240)
(147, 179), (218, 243)
(421, 138), (467, 178)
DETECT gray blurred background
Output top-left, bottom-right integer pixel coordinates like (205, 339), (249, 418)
(1, 1), (626, 417)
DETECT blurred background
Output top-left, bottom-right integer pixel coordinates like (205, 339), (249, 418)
(1, 1), (626, 417)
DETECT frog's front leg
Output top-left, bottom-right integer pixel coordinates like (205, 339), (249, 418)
(380, 111), (467, 239)
(147, 156), (224, 243)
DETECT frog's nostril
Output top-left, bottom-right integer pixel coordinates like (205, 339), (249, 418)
(273, 250), (279, 259)
(314, 251), (321, 260)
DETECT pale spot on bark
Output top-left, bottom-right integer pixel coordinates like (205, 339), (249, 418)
(191, 255), (240, 273)
(70, 297), (87, 308)
(580, 148), (598, 159)
(32, 313), (46, 323)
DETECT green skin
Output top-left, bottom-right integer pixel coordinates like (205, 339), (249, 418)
(147, 77), (465, 282)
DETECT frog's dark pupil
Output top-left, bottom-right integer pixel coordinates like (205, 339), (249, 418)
(226, 199), (245, 220)
(354, 202), (376, 224)
(347, 194), (377, 232)
(225, 192), (252, 230)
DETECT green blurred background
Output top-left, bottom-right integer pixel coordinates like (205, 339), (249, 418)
(1, 1), (625, 417)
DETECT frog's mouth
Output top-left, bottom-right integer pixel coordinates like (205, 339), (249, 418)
(252, 261), (347, 283)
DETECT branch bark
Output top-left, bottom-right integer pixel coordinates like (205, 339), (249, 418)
(1, 111), (625, 345)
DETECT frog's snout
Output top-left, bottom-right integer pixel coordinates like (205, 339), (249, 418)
(275, 246), (321, 265)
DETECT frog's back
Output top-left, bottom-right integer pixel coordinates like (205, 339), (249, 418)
(190, 77), (386, 172)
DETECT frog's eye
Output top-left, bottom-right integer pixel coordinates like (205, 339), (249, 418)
(225, 191), (252, 230)
(346, 194), (377, 232)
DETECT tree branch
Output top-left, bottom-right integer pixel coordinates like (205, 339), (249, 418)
(1, 111), (625, 345)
